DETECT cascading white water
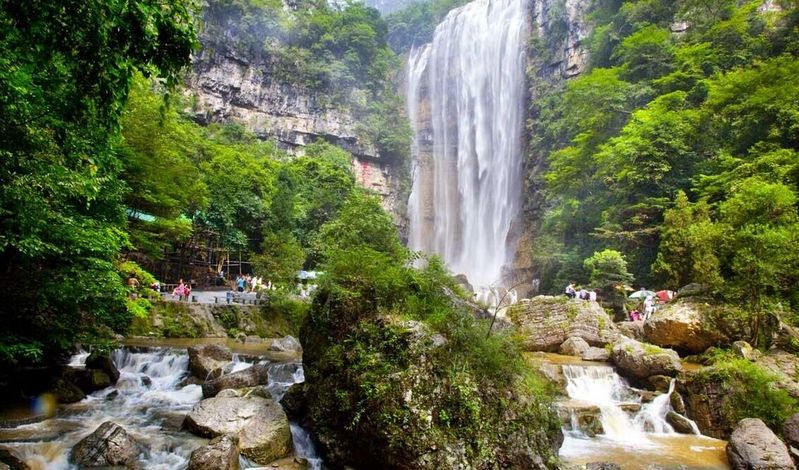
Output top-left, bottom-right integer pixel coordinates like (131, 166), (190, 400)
(3, 347), (321, 470)
(561, 365), (700, 440)
(406, 0), (529, 287)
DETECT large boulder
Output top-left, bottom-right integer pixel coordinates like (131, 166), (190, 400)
(188, 344), (232, 380)
(666, 411), (697, 434)
(188, 434), (240, 470)
(643, 300), (729, 354)
(63, 367), (112, 395)
(184, 396), (291, 465)
(201, 364), (269, 398)
(0, 447), (30, 470)
(50, 377), (86, 403)
(581, 347), (610, 362)
(727, 418), (795, 470)
(755, 351), (799, 399)
(560, 337), (590, 357)
(269, 335), (302, 353)
(302, 312), (563, 469)
(509, 296), (618, 352)
(611, 338), (681, 381)
(85, 352), (120, 384)
(280, 383), (307, 420)
(69, 421), (138, 467)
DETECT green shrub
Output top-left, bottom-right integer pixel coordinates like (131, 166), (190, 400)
(696, 357), (798, 431)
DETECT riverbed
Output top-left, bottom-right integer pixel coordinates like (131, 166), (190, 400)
(0, 342), (321, 469)
(533, 353), (731, 469)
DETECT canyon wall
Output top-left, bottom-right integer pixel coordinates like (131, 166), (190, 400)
(184, 7), (404, 219)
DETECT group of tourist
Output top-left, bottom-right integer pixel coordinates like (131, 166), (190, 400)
(234, 274), (269, 293)
(564, 283), (597, 301)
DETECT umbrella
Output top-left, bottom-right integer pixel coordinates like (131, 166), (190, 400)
(629, 290), (656, 300)
(656, 290), (675, 302)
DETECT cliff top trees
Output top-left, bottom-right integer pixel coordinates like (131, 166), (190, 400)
(0, 0), (197, 366)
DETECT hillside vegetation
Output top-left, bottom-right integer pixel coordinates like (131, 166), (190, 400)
(526, 0), (799, 335)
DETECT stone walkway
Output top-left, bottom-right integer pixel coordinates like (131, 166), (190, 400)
(161, 290), (263, 305)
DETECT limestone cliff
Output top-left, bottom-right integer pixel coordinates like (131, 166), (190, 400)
(510, 0), (594, 292)
(184, 5), (405, 218)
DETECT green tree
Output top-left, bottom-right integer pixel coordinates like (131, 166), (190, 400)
(118, 76), (208, 259)
(253, 231), (306, 284)
(614, 24), (675, 81)
(718, 179), (799, 313)
(315, 192), (406, 262)
(0, 0), (196, 366)
(584, 249), (635, 316)
(652, 191), (722, 290)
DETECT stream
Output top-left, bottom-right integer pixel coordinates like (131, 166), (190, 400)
(548, 355), (730, 469)
(0, 342), (322, 469)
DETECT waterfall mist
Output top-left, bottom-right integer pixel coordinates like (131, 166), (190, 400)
(406, 0), (530, 288)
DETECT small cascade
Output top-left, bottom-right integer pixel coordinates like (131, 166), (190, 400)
(634, 379), (676, 434)
(561, 365), (699, 440)
(290, 423), (323, 470)
(228, 353), (255, 374)
(66, 350), (89, 368)
(557, 363), (725, 469)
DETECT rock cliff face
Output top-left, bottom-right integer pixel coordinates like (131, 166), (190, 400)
(510, 0), (594, 291)
(185, 7), (404, 217)
(531, 0), (593, 81)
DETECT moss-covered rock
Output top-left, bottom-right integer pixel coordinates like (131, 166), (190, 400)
(611, 338), (681, 382)
(128, 300), (306, 339)
(301, 310), (562, 469)
(509, 296), (618, 352)
(678, 357), (799, 439)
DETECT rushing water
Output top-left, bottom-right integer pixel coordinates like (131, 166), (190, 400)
(559, 363), (729, 469)
(406, 0), (529, 288)
(0, 346), (321, 469)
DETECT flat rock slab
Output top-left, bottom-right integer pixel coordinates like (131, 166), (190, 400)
(509, 296), (619, 352)
(185, 396), (291, 465)
(201, 364), (269, 398)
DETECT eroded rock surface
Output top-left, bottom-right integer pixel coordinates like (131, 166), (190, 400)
(643, 301), (729, 354)
(727, 418), (795, 470)
(184, 396), (291, 464)
(201, 364), (270, 398)
(560, 337), (590, 357)
(188, 434), (240, 470)
(188, 344), (232, 381)
(611, 338), (681, 381)
(509, 297), (618, 352)
(69, 421), (137, 468)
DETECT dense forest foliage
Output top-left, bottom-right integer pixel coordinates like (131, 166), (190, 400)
(385, 0), (469, 52)
(527, 0), (799, 326)
(0, 0), (197, 367)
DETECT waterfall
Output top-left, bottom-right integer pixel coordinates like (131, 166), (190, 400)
(406, 0), (529, 288)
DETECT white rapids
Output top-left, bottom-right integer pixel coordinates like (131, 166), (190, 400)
(1, 347), (321, 470)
